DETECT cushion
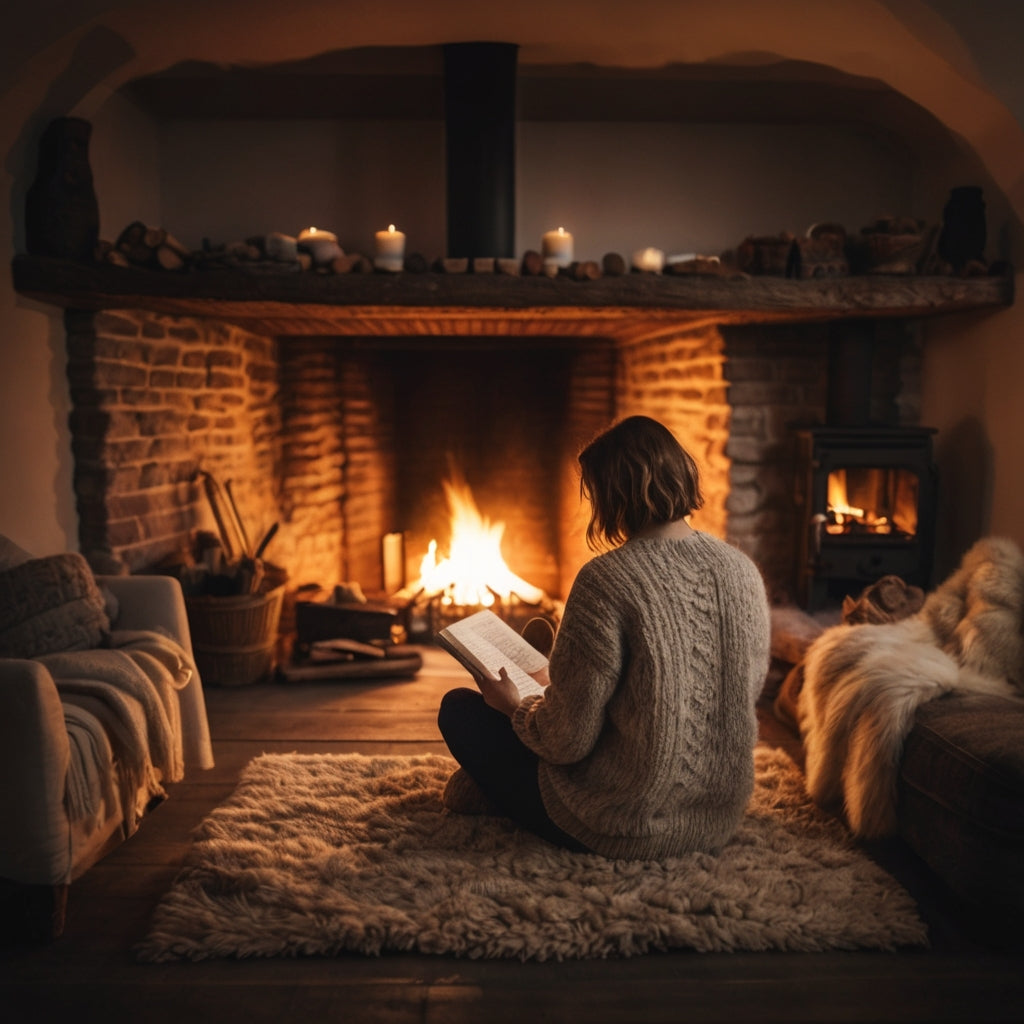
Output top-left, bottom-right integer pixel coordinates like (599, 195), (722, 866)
(898, 691), (1024, 915)
(0, 534), (34, 571)
(0, 553), (110, 658)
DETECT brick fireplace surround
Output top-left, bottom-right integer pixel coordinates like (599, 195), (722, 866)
(59, 301), (923, 606)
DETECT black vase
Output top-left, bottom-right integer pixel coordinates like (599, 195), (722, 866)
(938, 186), (986, 272)
(25, 117), (100, 260)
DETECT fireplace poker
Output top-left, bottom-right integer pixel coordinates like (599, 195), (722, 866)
(200, 471), (238, 562)
(254, 521), (279, 559)
(223, 479), (271, 593)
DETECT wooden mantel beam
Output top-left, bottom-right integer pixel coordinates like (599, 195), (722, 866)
(11, 255), (1013, 340)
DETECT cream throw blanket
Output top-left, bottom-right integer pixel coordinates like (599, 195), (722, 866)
(41, 629), (196, 835)
(799, 537), (1024, 838)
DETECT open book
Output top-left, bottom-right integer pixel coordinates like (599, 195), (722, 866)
(436, 609), (547, 699)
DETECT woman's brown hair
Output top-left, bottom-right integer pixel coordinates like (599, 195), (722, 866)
(578, 415), (704, 549)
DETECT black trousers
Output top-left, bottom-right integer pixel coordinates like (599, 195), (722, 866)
(437, 687), (590, 852)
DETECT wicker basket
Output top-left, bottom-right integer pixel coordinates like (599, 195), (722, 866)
(186, 581), (285, 687)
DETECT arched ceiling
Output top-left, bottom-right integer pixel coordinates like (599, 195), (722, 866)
(6, 1), (1024, 220)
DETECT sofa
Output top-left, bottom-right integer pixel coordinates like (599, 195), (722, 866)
(768, 542), (1024, 935)
(0, 535), (214, 938)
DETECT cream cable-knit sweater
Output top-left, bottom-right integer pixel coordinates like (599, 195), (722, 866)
(512, 531), (770, 860)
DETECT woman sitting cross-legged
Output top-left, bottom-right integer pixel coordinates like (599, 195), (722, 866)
(437, 414), (771, 859)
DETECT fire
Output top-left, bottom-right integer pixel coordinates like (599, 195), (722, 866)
(409, 472), (545, 608)
(826, 468), (918, 537)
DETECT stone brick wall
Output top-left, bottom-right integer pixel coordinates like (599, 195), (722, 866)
(62, 310), (921, 605)
(616, 325), (731, 542)
(65, 309), (281, 573)
(277, 338), (348, 590)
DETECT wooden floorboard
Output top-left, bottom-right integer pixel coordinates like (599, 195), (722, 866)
(2, 646), (1023, 1024)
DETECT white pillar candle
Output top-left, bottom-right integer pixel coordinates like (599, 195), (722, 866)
(631, 247), (665, 273)
(542, 226), (574, 270)
(375, 224), (406, 272)
(297, 226), (342, 265)
(297, 226), (336, 244)
(382, 532), (405, 594)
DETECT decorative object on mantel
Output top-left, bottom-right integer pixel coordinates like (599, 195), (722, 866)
(739, 223), (851, 279)
(848, 216), (935, 276)
(938, 186), (987, 274)
(134, 747), (927, 962)
(25, 117), (99, 261)
(374, 223), (406, 272)
(736, 232), (800, 277)
(795, 223), (849, 279)
(296, 226), (343, 266)
(631, 246), (666, 273)
(664, 255), (741, 278)
(602, 251), (627, 276)
(105, 220), (192, 271)
(541, 225), (574, 272)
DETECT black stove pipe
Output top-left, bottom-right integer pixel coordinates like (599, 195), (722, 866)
(443, 42), (518, 260)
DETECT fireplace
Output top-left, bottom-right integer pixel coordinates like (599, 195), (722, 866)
(52, 291), (946, 615)
(794, 425), (938, 609)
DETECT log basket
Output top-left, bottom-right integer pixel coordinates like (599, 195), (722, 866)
(185, 566), (287, 686)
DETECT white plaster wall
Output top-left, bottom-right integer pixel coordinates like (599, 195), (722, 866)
(156, 119), (445, 254)
(151, 118), (914, 261)
(516, 122), (914, 261)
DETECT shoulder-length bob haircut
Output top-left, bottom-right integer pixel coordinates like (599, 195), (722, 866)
(578, 415), (704, 549)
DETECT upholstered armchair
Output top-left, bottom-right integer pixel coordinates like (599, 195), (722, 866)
(0, 536), (214, 937)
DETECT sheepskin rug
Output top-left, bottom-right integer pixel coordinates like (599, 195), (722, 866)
(136, 748), (927, 962)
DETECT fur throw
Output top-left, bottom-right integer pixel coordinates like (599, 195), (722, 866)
(799, 537), (1024, 839)
(772, 575), (925, 730)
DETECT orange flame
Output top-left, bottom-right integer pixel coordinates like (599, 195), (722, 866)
(826, 469), (903, 535)
(410, 472), (544, 607)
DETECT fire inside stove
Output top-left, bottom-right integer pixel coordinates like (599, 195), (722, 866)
(397, 470), (561, 636)
(825, 467), (919, 538)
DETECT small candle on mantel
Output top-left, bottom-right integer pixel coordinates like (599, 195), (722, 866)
(374, 224), (406, 272)
(631, 247), (665, 273)
(297, 226), (342, 265)
(542, 226), (574, 272)
(297, 226), (336, 244)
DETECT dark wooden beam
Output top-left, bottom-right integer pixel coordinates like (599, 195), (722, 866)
(11, 254), (1014, 339)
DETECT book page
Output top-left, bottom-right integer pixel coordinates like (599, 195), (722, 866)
(439, 610), (547, 698)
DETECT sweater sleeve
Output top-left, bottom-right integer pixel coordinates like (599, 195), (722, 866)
(511, 559), (624, 764)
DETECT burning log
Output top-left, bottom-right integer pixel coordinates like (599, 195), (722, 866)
(392, 469), (561, 640)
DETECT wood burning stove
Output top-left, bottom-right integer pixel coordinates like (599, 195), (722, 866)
(795, 425), (938, 609)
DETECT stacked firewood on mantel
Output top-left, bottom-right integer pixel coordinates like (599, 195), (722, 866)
(95, 207), (1002, 282)
(97, 219), (739, 281)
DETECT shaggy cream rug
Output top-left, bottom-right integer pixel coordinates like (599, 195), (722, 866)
(136, 748), (927, 962)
